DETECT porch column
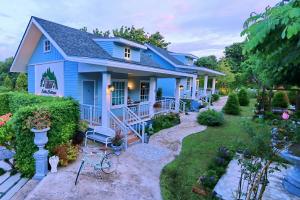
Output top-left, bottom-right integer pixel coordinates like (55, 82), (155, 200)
(175, 78), (180, 112)
(101, 72), (111, 127)
(203, 75), (208, 96)
(212, 77), (216, 94)
(191, 76), (197, 99)
(149, 77), (156, 117)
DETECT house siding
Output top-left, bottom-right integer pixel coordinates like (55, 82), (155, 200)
(27, 65), (35, 93)
(64, 61), (79, 100)
(145, 50), (175, 70)
(29, 35), (64, 65)
(95, 41), (114, 55)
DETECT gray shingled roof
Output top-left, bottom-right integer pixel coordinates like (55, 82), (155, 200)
(32, 17), (162, 69)
(146, 43), (185, 65)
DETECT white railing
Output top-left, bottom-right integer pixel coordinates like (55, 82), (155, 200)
(128, 102), (150, 119)
(80, 104), (101, 125)
(179, 100), (186, 113)
(154, 98), (176, 114)
(109, 111), (129, 149)
(124, 107), (145, 143)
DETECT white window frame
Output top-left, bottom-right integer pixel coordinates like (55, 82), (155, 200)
(111, 79), (128, 108)
(124, 47), (131, 60)
(44, 39), (51, 53)
(186, 78), (191, 90)
(139, 80), (150, 102)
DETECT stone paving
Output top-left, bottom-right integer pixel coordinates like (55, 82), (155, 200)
(17, 97), (228, 200)
(214, 159), (300, 200)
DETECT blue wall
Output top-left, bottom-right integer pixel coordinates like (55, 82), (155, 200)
(27, 65), (35, 93)
(157, 78), (176, 97)
(29, 35), (63, 65)
(64, 61), (79, 100)
(145, 50), (175, 70)
(95, 41), (114, 55)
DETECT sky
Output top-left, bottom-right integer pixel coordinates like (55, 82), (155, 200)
(0, 0), (279, 61)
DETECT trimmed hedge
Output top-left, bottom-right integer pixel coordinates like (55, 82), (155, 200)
(211, 94), (220, 102)
(238, 88), (250, 106)
(12, 100), (79, 177)
(151, 113), (180, 133)
(0, 93), (10, 115)
(197, 109), (224, 126)
(223, 93), (240, 115)
(272, 92), (289, 108)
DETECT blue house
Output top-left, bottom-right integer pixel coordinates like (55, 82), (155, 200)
(11, 17), (223, 147)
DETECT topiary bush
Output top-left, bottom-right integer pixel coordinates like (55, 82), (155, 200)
(0, 93), (10, 115)
(197, 109), (224, 126)
(12, 100), (79, 177)
(223, 93), (240, 115)
(238, 88), (250, 106)
(272, 92), (289, 108)
(211, 94), (220, 102)
(288, 90), (297, 105)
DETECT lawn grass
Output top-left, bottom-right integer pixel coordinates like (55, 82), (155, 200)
(160, 99), (256, 200)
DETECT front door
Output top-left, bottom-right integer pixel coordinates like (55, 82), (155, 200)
(83, 81), (95, 106)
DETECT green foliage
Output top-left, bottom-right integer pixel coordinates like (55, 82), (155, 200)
(54, 142), (79, 166)
(0, 57), (16, 86)
(238, 88), (250, 106)
(272, 92), (289, 108)
(247, 88), (257, 98)
(15, 73), (27, 91)
(195, 55), (218, 70)
(223, 93), (240, 115)
(0, 93), (10, 115)
(197, 110), (224, 126)
(0, 168), (5, 176)
(224, 42), (246, 73)
(152, 113), (180, 133)
(242, 0), (300, 86)
(288, 90), (297, 105)
(11, 95), (79, 177)
(217, 58), (235, 90)
(3, 75), (13, 90)
(211, 94), (220, 102)
(156, 88), (162, 100)
(0, 120), (15, 149)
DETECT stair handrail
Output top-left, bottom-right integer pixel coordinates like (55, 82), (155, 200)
(108, 110), (129, 149)
(124, 107), (145, 143)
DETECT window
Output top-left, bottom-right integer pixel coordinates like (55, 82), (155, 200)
(44, 40), (51, 52)
(111, 81), (125, 106)
(124, 48), (131, 59)
(186, 78), (191, 90)
(140, 81), (150, 102)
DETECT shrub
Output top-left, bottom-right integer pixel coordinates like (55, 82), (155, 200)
(152, 113), (180, 133)
(15, 73), (27, 91)
(238, 88), (250, 106)
(0, 93), (10, 115)
(3, 75), (13, 90)
(288, 90), (297, 105)
(53, 142), (79, 166)
(247, 88), (257, 98)
(272, 92), (289, 108)
(197, 110), (224, 126)
(12, 100), (79, 177)
(223, 93), (240, 115)
(211, 94), (220, 102)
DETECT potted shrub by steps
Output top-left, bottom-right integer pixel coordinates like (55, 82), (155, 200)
(26, 109), (51, 180)
(111, 131), (123, 156)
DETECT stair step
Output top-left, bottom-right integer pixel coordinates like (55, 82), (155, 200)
(1, 178), (28, 200)
(0, 173), (11, 185)
(127, 136), (140, 144)
(0, 173), (21, 194)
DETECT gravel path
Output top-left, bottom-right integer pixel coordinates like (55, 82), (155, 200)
(23, 97), (227, 200)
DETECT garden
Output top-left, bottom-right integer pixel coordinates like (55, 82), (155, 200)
(0, 92), (84, 177)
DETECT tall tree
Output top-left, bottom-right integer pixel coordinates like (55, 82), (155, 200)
(224, 42), (246, 73)
(194, 55), (218, 70)
(3, 75), (13, 90)
(217, 58), (235, 89)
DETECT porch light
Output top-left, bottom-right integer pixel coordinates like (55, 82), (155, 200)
(179, 85), (184, 90)
(108, 84), (115, 92)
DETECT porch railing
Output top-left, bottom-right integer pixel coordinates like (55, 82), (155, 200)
(80, 104), (101, 125)
(127, 102), (150, 119)
(108, 111), (129, 149)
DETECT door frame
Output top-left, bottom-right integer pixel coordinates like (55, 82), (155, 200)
(82, 79), (96, 108)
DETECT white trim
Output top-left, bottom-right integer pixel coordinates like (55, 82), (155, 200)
(66, 56), (195, 78)
(82, 80), (96, 109)
(93, 38), (147, 50)
(28, 60), (65, 66)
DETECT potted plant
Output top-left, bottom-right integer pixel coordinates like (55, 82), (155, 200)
(26, 109), (51, 180)
(111, 131), (123, 156)
(72, 120), (89, 145)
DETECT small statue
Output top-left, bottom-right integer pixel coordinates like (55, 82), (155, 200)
(49, 156), (59, 173)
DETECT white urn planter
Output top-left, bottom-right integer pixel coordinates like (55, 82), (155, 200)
(31, 127), (50, 180)
(49, 156), (59, 173)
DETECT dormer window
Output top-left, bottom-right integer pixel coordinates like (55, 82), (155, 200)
(44, 40), (51, 52)
(124, 47), (131, 59)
